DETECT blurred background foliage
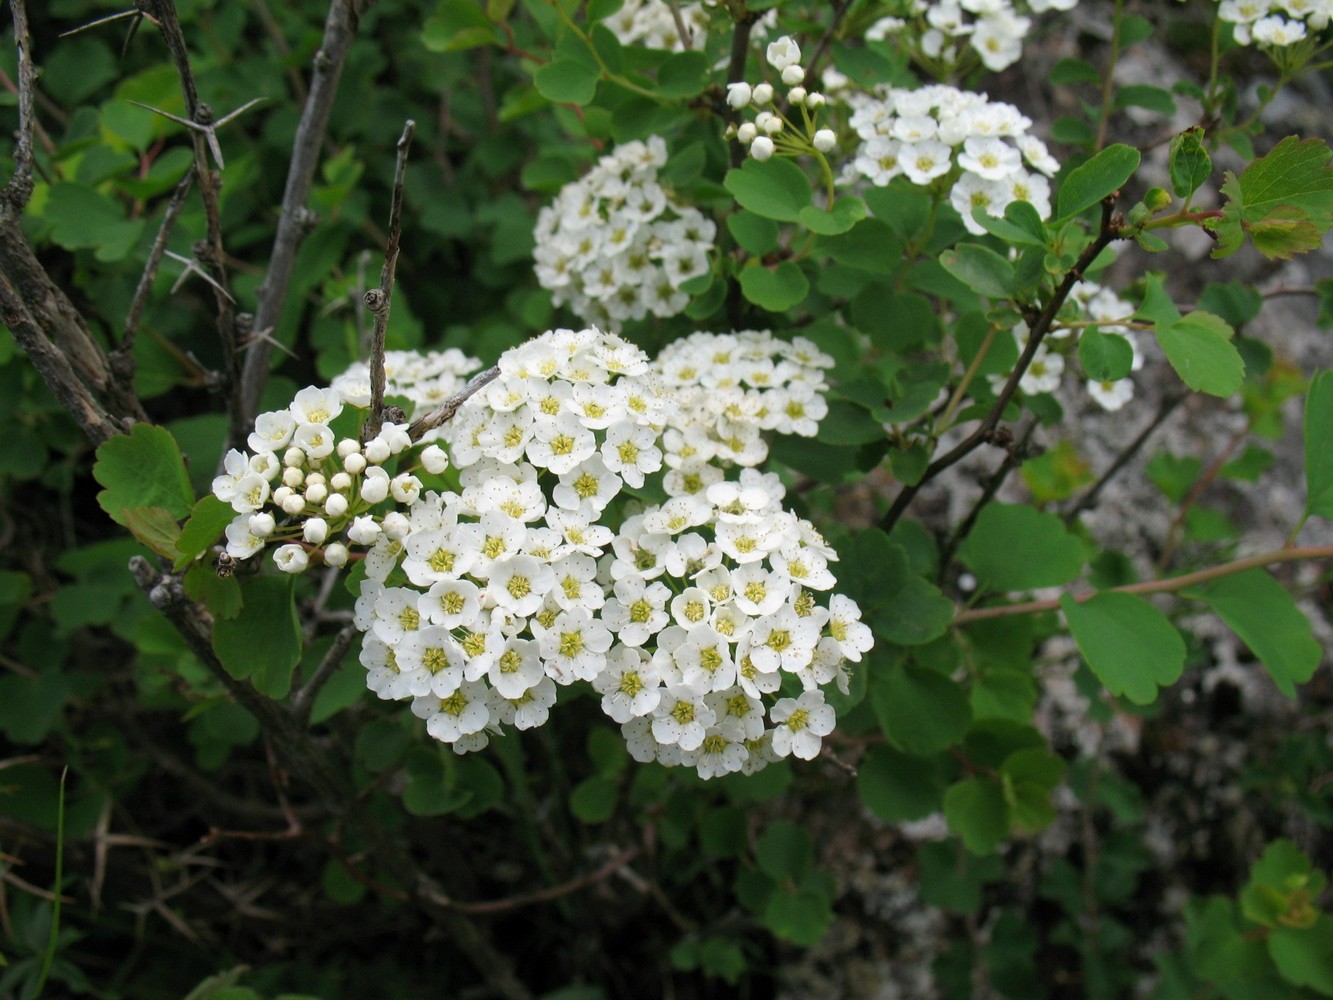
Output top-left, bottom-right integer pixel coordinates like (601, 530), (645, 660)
(1, 1), (1331, 998)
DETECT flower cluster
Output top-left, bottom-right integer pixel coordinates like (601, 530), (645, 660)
(727, 36), (837, 163)
(330, 346), (479, 424)
(866, 0), (1078, 72)
(1217, 0), (1331, 45)
(994, 280), (1144, 411)
(603, 0), (711, 51)
(533, 137), (716, 330)
(845, 83), (1060, 233)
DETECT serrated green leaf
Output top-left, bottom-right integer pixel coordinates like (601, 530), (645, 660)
(534, 59), (600, 105)
(873, 662), (972, 756)
(723, 158), (812, 222)
(175, 495), (236, 570)
(738, 260), (808, 312)
(657, 50), (707, 97)
(960, 504), (1084, 592)
(1191, 570), (1321, 697)
(1155, 310), (1245, 396)
(1056, 144), (1141, 220)
(1305, 370), (1333, 520)
(213, 575), (301, 698)
(970, 202), (1047, 247)
(1114, 84), (1175, 115)
(1059, 592), (1186, 704)
(1269, 920), (1333, 995)
(944, 778), (1008, 855)
(42, 183), (145, 262)
(1169, 126), (1212, 199)
(938, 243), (1016, 299)
(122, 506), (182, 561)
(94, 423), (195, 525)
(1078, 328), (1134, 381)
(1210, 136), (1333, 260)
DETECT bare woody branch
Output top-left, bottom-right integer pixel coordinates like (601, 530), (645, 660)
(6, 0), (36, 208)
(362, 119), (416, 443)
(407, 365), (503, 442)
(121, 165), (196, 356)
(238, 0), (368, 444)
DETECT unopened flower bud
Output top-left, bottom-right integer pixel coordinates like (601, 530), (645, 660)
(382, 511), (411, 540)
(273, 544), (309, 574)
(737, 122), (758, 144)
(282, 467), (304, 488)
(330, 471), (352, 492)
(361, 467), (390, 504)
(421, 444), (449, 475)
(282, 493), (306, 515)
(272, 486), (293, 505)
(323, 542), (349, 568)
(813, 128), (836, 152)
(726, 82), (752, 109)
(781, 64), (805, 86)
(344, 453), (367, 475)
(347, 515), (381, 546)
(805, 91), (826, 109)
(788, 86), (807, 105)
(336, 438), (361, 458)
(364, 438), (391, 464)
(249, 512), (275, 536)
(752, 83), (774, 105)
(324, 493), (349, 517)
(303, 517), (329, 545)
(305, 482), (328, 505)
(283, 447), (304, 468)
(750, 136), (775, 161)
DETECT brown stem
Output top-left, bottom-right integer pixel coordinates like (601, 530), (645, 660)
(951, 545), (1333, 625)
(362, 119), (416, 443)
(238, 0), (367, 445)
(407, 365), (503, 442)
(451, 847), (642, 915)
(5, 0), (36, 208)
(120, 165), (196, 372)
(291, 624), (356, 721)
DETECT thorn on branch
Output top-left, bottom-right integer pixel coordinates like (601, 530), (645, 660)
(127, 96), (265, 170)
(165, 249), (236, 303)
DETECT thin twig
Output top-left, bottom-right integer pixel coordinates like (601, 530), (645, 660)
(665, 0), (693, 50)
(951, 544), (1333, 626)
(58, 7), (141, 38)
(238, 0), (367, 446)
(881, 197), (1125, 532)
(407, 365), (502, 442)
(450, 847), (642, 915)
(362, 119), (416, 443)
(6, 0), (36, 208)
(292, 624), (356, 720)
(123, 165), (196, 347)
(939, 419), (1038, 573)
(1063, 389), (1188, 523)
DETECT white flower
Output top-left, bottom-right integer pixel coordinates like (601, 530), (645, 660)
(652, 684), (716, 751)
(726, 81), (752, 108)
(273, 543), (310, 574)
(766, 35), (801, 71)
(416, 680), (492, 743)
(1088, 377), (1134, 411)
(769, 689), (835, 760)
(594, 646), (662, 723)
(421, 444), (450, 474)
(289, 386), (343, 425)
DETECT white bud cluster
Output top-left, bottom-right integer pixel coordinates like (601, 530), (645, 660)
(727, 36), (837, 163)
(845, 83), (1060, 234)
(866, 1), (1078, 73)
(533, 137), (717, 330)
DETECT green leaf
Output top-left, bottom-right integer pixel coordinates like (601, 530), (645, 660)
(857, 745), (946, 823)
(94, 423), (195, 525)
(175, 496), (236, 570)
(755, 820), (814, 882)
(818, 219), (903, 272)
(1114, 84), (1175, 115)
(726, 210), (779, 255)
(1305, 370), (1333, 520)
(122, 506), (183, 561)
(41, 183), (146, 262)
(213, 575), (302, 698)
(738, 261), (808, 312)
(1190, 570), (1321, 697)
(763, 884), (833, 947)
(969, 202), (1047, 247)
(421, 0), (501, 52)
(569, 775), (618, 823)
(873, 662), (972, 756)
(1242, 840), (1325, 927)
(1078, 328), (1134, 382)
(1059, 592), (1186, 704)
(938, 243), (1016, 299)
(944, 778), (1008, 855)
(797, 196), (867, 235)
(960, 504), (1084, 592)
(533, 59), (600, 105)
(1210, 136), (1333, 260)
(1000, 748), (1066, 833)
(1155, 310), (1245, 396)
(1056, 144), (1141, 220)
(723, 158), (812, 223)
(657, 50), (707, 97)
(1169, 126), (1213, 200)
(1270, 920), (1333, 996)
(1049, 57), (1100, 85)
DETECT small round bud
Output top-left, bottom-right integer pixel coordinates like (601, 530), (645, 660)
(382, 511), (411, 540)
(788, 86), (807, 105)
(726, 82), (752, 109)
(303, 517), (329, 545)
(361, 467), (390, 504)
(760, 114), (783, 135)
(737, 122), (758, 144)
(282, 467), (304, 488)
(336, 438), (361, 458)
(305, 482), (328, 505)
(330, 471), (352, 492)
(305, 471), (326, 486)
(343, 453), (367, 475)
(421, 444), (449, 475)
(752, 83), (774, 106)
(272, 486), (293, 506)
(283, 447), (304, 468)
(364, 438), (391, 465)
(282, 493), (306, 515)
(324, 493), (349, 517)
(249, 512), (275, 536)
(750, 136), (775, 161)
(1144, 186), (1173, 212)
(273, 544), (309, 574)
(347, 515), (381, 546)
(805, 91), (826, 109)
(813, 128), (836, 152)
(323, 542), (349, 568)
(781, 64), (805, 86)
